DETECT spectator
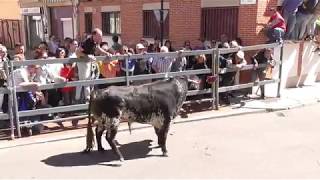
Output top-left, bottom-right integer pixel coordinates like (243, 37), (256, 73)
(294, 0), (318, 40)
(282, 0), (304, 40)
(192, 54), (209, 90)
(97, 42), (120, 88)
(251, 48), (275, 99)
(112, 35), (122, 52)
(183, 40), (192, 51)
(68, 39), (79, 58)
(164, 40), (175, 52)
(265, 8), (286, 43)
(57, 48), (75, 107)
(76, 28), (112, 102)
(119, 45), (135, 77)
(7, 64), (51, 134)
(154, 38), (161, 52)
(13, 43), (25, 62)
(147, 44), (155, 53)
(306, 2), (320, 40)
(63, 37), (73, 55)
(313, 33), (320, 54)
(132, 43), (151, 85)
(48, 35), (58, 56)
(0, 45), (8, 111)
(38, 41), (49, 55)
(235, 37), (243, 46)
(151, 46), (175, 73)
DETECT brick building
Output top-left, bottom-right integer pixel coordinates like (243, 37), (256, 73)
(78, 0), (283, 48)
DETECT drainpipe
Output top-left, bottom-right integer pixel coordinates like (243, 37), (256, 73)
(160, 0), (164, 46)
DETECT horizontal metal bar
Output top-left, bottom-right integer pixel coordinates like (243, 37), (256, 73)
(187, 89), (212, 96)
(18, 104), (89, 118)
(218, 79), (279, 93)
(184, 98), (214, 104)
(128, 69), (212, 82)
(0, 113), (9, 120)
(16, 77), (127, 92)
(219, 43), (280, 54)
(19, 115), (88, 127)
(0, 88), (9, 94)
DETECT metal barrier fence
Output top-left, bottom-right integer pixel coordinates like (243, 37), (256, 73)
(0, 42), (283, 139)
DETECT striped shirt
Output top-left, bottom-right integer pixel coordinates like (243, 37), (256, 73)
(151, 56), (174, 73)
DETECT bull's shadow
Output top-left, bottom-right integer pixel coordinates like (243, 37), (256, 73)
(42, 139), (154, 167)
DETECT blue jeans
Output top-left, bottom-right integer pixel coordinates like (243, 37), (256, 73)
(283, 9), (297, 39)
(294, 12), (313, 40)
(266, 27), (285, 43)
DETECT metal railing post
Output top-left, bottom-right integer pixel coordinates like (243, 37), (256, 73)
(214, 48), (220, 110)
(9, 61), (21, 138)
(125, 57), (129, 86)
(277, 42), (284, 98)
(4, 61), (15, 140)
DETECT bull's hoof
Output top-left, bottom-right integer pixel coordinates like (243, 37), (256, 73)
(119, 157), (125, 162)
(162, 152), (168, 157)
(98, 147), (105, 152)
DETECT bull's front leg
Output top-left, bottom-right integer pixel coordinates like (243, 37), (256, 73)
(95, 126), (105, 151)
(106, 126), (124, 162)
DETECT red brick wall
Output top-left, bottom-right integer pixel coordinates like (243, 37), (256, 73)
(169, 0), (201, 49)
(120, 1), (143, 47)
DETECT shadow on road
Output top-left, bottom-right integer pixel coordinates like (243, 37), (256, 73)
(42, 139), (155, 167)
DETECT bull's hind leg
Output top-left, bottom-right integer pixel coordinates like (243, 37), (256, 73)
(157, 121), (170, 157)
(154, 127), (161, 148)
(95, 127), (104, 151)
(106, 127), (124, 162)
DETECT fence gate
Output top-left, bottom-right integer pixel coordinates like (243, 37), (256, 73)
(0, 19), (22, 49)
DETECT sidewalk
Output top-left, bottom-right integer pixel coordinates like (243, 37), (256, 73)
(1, 82), (320, 148)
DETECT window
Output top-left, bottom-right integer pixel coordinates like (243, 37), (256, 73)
(201, 7), (239, 40)
(101, 11), (121, 35)
(143, 10), (169, 38)
(84, 12), (92, 33)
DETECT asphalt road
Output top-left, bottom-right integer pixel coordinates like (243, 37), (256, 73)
(1, 104), (320, 179)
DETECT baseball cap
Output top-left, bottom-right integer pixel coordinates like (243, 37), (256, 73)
(136, 43), (145, 50)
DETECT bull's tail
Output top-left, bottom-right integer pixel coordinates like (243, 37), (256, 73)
(84, 92), (95, 152)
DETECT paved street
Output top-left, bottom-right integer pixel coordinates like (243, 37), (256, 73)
(1, 104), (320, 179)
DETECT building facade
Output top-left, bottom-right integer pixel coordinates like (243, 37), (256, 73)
(0, 0), (23, 49)
(19, 0), (79, 49)
(78, 0), (283, 48)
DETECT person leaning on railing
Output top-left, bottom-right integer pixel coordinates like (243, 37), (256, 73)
(251, 48), (276, 99)
(75, 28), (112, 103)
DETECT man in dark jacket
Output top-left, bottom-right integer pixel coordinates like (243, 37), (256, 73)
(251, 48), (275, 99)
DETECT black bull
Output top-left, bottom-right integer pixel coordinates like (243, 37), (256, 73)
(83, 77), (188, 161)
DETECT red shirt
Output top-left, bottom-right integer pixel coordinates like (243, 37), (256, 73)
(60, 65), (75, 93)
(268, 12), (286, 31)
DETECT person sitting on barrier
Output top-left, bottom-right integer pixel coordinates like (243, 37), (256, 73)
(264, 8), (286, 43)
(251, 48), (276, 99)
